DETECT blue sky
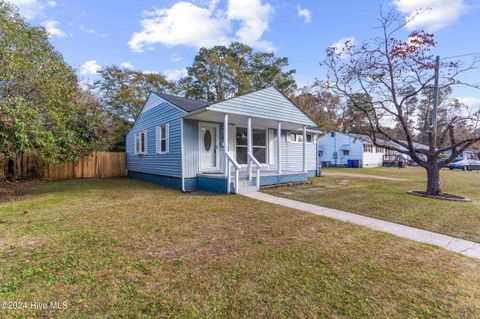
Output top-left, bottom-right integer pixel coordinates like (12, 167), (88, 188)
(8, 0), (480, 107)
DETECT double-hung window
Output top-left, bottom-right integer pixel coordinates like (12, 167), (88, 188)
(135, 131), (147, 155)
(363, 144), (373, 153)
(236, 128), (266, 164)
(156, 124), (169, 154)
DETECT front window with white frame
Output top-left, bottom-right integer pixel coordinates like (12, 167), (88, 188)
(236, 127), (266, 164)
(156, 124), (169, 154)
(135, 131), (147, 155)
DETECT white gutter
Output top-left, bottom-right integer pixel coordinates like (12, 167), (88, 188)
(182, 107), (318, 129)
(180, 118), (185, 192)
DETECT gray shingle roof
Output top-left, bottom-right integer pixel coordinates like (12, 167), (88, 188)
(154, 92), (210, 112)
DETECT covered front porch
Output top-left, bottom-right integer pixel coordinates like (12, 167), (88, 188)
(183, 108), (318, 194)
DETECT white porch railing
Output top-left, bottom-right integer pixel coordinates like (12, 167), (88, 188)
(225, 152), (240, 194)
(247, 152), (262, 190)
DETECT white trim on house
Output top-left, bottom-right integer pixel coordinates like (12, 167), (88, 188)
(135, 130), (147, 155)
(288, 132), (315, 144)
(181, 118), (185, 192)
(156, 123), (170, 154)
(268, 128), (275, 165)
(198, 122), (220, 172)
(235, 125), (269, 167)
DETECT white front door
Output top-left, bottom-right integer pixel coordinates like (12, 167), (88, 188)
(200, 123), (219, 172)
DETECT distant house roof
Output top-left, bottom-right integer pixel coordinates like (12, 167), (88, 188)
(153, 92), (210, 112)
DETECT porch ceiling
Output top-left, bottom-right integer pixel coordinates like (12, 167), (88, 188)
(183, 109), (310, 130)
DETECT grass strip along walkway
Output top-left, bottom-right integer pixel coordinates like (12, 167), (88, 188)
(245, 192), (480, 260)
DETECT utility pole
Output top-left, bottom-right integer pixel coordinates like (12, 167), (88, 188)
(431, 55), (440, 151)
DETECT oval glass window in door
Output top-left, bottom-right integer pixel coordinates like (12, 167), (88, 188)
(204, 129), (212, 151)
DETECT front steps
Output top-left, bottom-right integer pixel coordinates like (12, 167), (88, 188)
(233, 179), (258, 194)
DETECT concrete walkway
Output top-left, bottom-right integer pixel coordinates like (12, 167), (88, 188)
(321, 171), (408, 181)
(244, 192), (480, 260)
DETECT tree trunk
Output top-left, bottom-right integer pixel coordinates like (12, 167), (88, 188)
(426, 163), (441, 195)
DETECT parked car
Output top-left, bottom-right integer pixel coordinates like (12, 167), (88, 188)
(448, 159), (480, 171)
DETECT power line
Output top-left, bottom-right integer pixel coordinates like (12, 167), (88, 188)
(441, 52), (480, 60)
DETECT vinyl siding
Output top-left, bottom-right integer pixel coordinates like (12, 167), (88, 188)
(317, 132), (384, 167)
(183, 119), (200, 178)
(281, 131), (317, 171)
(207, 87), (316, 126)
(141, 93), (165, 114)
(317, 132), (364, 166)
(127, 100), (186, 178)
(184, 120), (317, 176)
(362, 150), (384, 167)
(265, 130), (317, 172)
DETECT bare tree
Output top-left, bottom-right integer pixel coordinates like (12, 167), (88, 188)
(290, 87), (341, 131)
(322, 10), (480, 196)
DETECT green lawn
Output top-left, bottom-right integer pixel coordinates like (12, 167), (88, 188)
(1, 178), (480, 318)
(263, 167), (480, 242)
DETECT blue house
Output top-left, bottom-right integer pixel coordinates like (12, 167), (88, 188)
(126, 87), (320, 194)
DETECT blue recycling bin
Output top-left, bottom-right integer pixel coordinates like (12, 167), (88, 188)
(347, 160), (353, 168)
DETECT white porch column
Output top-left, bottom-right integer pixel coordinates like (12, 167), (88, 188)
(303, 125), (307, 173)
(277, 121), (282, 174)
(247, 117), (252, 180)
(224, 113), (229, 177)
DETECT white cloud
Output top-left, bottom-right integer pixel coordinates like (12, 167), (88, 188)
(457, 97), (480, 109)
(129, 0), (274, 52)
(80, 60), (101, 75)
(170, 53), (182, 62)
(226, 0), (273, 51)
(41, 19), (66, 37)
(6, 0), (43, 19)
(120, 62), (134, 70)
(129, 2), (230, 52)
(78, 24), (106, 37)
(165, 68), (188, 81)
(7, 0), (57, 19)
(393, 0), (467, 31)
(331, 36), (355, 56)
(297, 4), (311, 24)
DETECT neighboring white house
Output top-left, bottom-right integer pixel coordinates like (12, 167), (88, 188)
(317, 132), (387, 167)
(317, 131), (432, 168)
(440, 148), (479, 161)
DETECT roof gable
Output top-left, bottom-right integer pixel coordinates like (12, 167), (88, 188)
(207, 87), (316, 126)
(129, 92), (187, 135)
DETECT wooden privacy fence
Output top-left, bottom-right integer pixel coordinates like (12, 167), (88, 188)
(44, 152), (126, 179)
(2, 152), (127, 180)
